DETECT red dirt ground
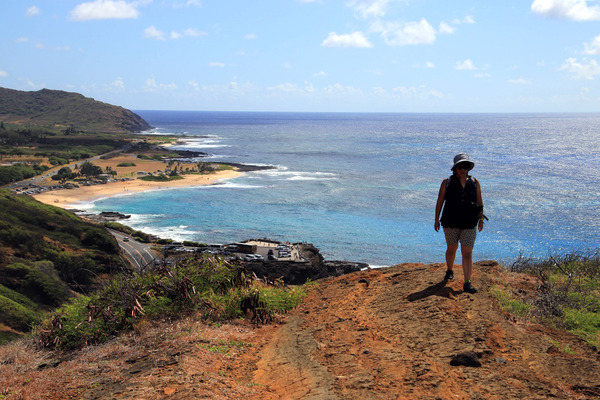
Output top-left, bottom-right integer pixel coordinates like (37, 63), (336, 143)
(1, 261), (599, 399)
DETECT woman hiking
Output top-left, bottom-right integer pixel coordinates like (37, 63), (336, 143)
(434, 153), (485, 294)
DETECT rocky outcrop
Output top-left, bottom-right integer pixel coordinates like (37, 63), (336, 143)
(245, 243), (367, 285)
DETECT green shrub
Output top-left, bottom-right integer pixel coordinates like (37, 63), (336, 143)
(0, 294), (41, 331)
(138, 174), (182, 182)
(490, 286), (532, 318)
(511, 251), (600, 348)
(117, 162), (136, 167)
(35, 257), (307, 350)
(2, 261), (71, 307)
(562, 308), (600, 348)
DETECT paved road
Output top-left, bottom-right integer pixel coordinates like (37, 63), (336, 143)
(109, 229), (159, 271)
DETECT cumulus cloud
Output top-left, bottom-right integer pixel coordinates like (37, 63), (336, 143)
(0, 70), (8, 77)
(105, 77), (125, 90)
(508, 77), (531, 84)
(70, 0), (140, 21)
(146, 26), (205, 41)
(413, 62), (435, 69)
(347, 0), (391, 19)
(26, 6), (41, 16)
(144, 78), (177, 91)
(392, 85), (443, 99)
(322, 83), (363, 95)
(145, 25), (165, 41)
(370, 18), (436, 46)
(455, 59), (477, 70)
(322, 32), (373, 48)
(245, 33), (257, 40)
(313, 71), (327, 77)
(583, 34), (600, 54)
(452, 15), (475, 24)
(531, 0), (600, 21)
(560, 57), (600, 79)
(438, 22), (455, 34)
(173, 0), (202, 8)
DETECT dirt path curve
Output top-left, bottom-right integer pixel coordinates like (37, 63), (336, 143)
(244, 262), (600, 400)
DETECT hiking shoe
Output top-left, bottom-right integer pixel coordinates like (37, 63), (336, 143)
(443, 269), (454, 280)
(463, 281), (478, 294)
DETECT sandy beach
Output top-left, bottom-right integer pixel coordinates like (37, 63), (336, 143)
(31, 153), (242, 209)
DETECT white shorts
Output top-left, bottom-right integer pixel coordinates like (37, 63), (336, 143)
(443, 227), (477, 248)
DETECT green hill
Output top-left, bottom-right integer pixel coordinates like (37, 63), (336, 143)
(0, 87), (151, 133)
(0, 189), (128, 343)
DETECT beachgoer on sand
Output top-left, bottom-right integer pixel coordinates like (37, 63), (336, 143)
(434, 153), (486, 294)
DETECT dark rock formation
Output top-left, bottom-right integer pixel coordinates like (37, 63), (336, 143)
(245, 243), (367, 285)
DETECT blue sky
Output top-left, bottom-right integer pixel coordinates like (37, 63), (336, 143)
(2, 0), (600, 112)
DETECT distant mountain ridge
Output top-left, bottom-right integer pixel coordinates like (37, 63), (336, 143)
(0, 87), (152, 133)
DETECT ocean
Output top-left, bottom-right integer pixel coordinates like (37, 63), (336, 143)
(88, 111), (600, 267)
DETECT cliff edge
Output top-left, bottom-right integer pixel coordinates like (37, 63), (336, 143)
(1, 261), (599, 399)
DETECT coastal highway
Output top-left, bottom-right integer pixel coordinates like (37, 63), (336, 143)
(109, 229), (158, 271)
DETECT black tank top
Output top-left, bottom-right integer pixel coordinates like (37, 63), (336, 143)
(440, 175), (479, 229)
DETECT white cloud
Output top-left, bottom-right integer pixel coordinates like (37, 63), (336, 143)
(508, 77), (531, 84)
(560, 57), (600, 79)
(208, 62), (225, 67)
(188, 80), (200, 91)
(413, 62), (435, 69)
(452, 15), (475, 24)
(268, 83), (301, 93)
(531, 0), (600, 21)
(144, 78), (177, 91)
(455, 59), (477, 70)
(105, 77), (125, 90)
(322, 32), (373, 48)
(313, 71), (327, 77)
(370, 18), (436, 46)
(145, 25), (166, 41)
(0, 70), (8, 77)
(15, 37), (29, 43)
(438, 22), (455, 34)
(245, 33), (257, 40)
(347, 0), (391, 19)
(583, 34), (600, 54)
(392, 85), (443, 99)
(70, 0), (140, 21)
(147, 26), (204, 41)
(322, 83), (362, 95)
(26, 6), (41, 16)
(173, 0), (202, 8)
(182, 28), (205, 37)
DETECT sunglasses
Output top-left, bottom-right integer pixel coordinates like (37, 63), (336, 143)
(456, 164), (470, 170)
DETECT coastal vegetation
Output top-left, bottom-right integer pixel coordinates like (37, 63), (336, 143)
(492, 253), (600, 348)
(0, 189), (127, 344)
(35, 256), (306, 350)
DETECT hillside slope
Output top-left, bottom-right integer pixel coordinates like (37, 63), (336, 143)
(0, 87), (151, 133)
(0, 189), (127, 342)
(1, 262), (598, 399)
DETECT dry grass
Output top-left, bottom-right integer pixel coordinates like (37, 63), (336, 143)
(0, 314), (266, 399)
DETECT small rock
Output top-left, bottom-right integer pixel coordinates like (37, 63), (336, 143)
(450, 351), (482, 367)
(495, 357), (507, 364)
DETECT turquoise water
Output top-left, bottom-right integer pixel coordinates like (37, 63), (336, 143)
(89, 112), (600, 266)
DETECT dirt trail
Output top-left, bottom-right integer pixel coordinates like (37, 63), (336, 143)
(244, 262), (600, 399)
(2, 262), (599, 399)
